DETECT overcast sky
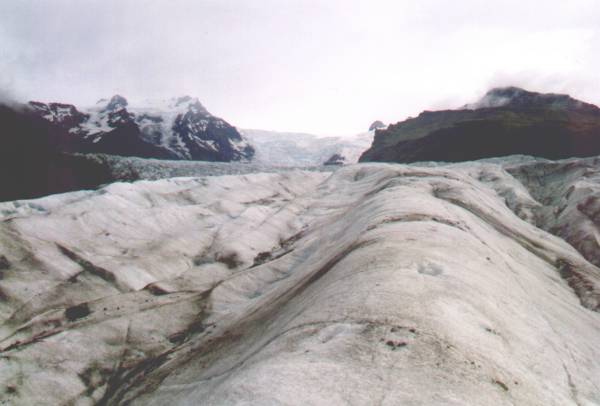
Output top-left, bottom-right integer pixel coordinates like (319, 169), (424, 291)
(1, 0), (599, 135)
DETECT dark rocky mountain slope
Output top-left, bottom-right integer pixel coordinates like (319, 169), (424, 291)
(0, 104), (117, 201)
(0, 96), (255, 201)
(360, 87), (600, 163)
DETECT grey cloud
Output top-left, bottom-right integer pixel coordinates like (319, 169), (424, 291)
(1, 0), (599, 134)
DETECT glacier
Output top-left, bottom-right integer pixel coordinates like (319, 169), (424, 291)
(242, 129), (374, 166)
(1, 157), (600, 405)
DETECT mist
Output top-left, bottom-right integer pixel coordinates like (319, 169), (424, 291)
(1, 0), (599, 134)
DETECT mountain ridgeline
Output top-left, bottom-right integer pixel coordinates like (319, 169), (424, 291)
(360, 87), (600, 163)
(4, 86), (600, 202)
(0, 95), (254, 201)
(26, 95), (255, 161)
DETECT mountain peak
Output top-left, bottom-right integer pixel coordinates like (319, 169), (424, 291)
(465, 86), (530, 109)
(467, 86), (599, 112)
(485, 86), (528, 97)
(105, 95), (128, 111)
(172, 95), (207, 114)
(174, 95), (196, 106)
(369, 120), (386, 131)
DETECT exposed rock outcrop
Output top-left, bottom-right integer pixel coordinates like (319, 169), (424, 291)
(368, 120), (386, 131)
(323, 153), (345, 165)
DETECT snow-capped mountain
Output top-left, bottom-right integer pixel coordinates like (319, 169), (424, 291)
(1, 155), (600, 404)
(27, 95), (255, 161)
(242, 128), (374, 166)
